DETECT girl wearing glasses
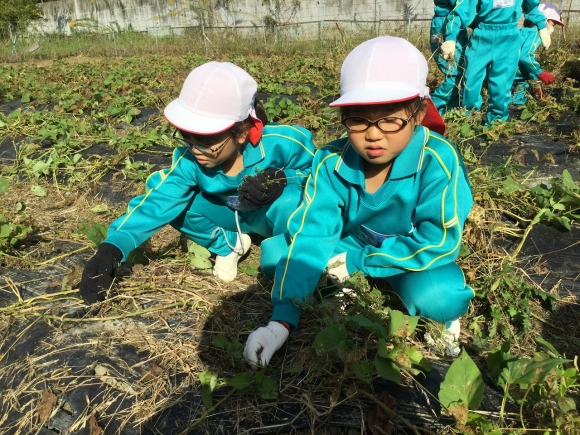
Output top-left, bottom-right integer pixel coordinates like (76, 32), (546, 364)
(78, 62), (316, 304)
(244, 36), (474, 369)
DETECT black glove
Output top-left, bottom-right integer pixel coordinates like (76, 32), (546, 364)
(78, 243), (123, 304)
(238, 168), (287, 209)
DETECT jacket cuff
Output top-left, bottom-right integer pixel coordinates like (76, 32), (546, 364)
(271, 299), (303, 330)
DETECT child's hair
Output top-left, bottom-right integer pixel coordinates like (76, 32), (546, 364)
(339, 97), (428, 122)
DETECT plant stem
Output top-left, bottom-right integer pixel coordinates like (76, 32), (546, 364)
(178, 388), (236, 435)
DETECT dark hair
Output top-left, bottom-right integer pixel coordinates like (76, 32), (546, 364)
(179, 98), (268, 145)
(339, 97), (427, 122)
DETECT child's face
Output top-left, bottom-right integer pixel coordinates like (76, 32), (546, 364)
(183, 130), (246, 168)
(345, 105), (424, 168)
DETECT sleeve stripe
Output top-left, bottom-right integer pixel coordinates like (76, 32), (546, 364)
(278, 153), (339, 299)
(261, 133), (316, 156)
(116, 151), (189, 230)
(366, 135), (463, 269)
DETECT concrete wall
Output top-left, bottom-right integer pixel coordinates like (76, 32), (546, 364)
(32, 0), (580, 36)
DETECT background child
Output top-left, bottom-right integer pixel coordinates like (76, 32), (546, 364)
(430, 0), (469, 113)
(243, 36), (474, 369)
(442, 0), (550, 124)
(79, 62), (316, 304)
(511, 2), (564, 105)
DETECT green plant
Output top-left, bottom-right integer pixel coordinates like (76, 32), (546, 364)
(263, 96), (304, 122)
(438, 340), (578, 433)
(185, 239), (212, 270)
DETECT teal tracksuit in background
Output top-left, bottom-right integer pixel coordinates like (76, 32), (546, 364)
(262, 126), (474, 329)
(512, 26), (542, 104)
(430, 0), (469, 113)
(104, 124), (316, 264)
(446, 0), (547, 124)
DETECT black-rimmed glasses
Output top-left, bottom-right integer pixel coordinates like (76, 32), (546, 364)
(173, 130), (233, 155)
(342, 106), (420, 133)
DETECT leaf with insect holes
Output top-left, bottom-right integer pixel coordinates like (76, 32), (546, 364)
(438, 349), (484, 425)
(497, 357), (571, 389)
(388, 310), (419, 338)
(31, 185), (47, 197)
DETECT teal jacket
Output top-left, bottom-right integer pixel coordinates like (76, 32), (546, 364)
(446, 0), (547, 41)
(271, 126), (473, 327)
(105, 124), (316, 261)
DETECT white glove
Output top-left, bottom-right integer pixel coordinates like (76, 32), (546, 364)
(243, 321), (289, 370)
(440, 40), (456, 61)
(539, 27), (551, 50)
(326, 252), (350, 285)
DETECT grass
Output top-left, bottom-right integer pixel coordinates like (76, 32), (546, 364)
(0, 27), (580, 434)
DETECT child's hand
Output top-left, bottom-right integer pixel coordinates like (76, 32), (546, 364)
(538, 71), (555, 85)
(326, 252), (350, 285)
(440, 40), (456, 61)
(539, 28), (551, 49)
(78, 243), (122, 304)
(238, 168), (287, 209)
(243, 321), (289, 369)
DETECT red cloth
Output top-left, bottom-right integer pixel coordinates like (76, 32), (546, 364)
(247, 116), (263, 146)
(421, 98), (446, 135)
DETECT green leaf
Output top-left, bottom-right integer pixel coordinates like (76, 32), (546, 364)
(438, 349), (484, 424)
(388, 310), (419, 338)
(30, 185), (47, 197)
(536, 337), (561, 357)
(312, 324), (347, 353)
(0, 177), (9, 193)
(191, 256), (212, 269)
(91, 204), (110, 213)
(239, 263), (259, 277)
(187, 240), (211, 257)
(558, 396), (576, 413)
(374, 354), (401, 383)
(212, 335), (229, 349)
(501, 176), (523, 195)
(460, 123), (473, 138)
(348, 360), (373, 382)
(561, 169), (578, 191)
(498, 357), (571, 388)
(259, 375), (278, 399)
(520, 108), (533, 120)
(487, 341), (515, 383)
(344, 314), (388, 339)
(20, 93), (30, 103)
(225, 372), (254, 390)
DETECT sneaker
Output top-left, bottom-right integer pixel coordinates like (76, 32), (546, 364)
(213, 234), (252, 282)
(425, 319), (461, 358)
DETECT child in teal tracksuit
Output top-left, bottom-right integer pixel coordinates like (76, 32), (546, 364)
(78, 62), (316, 304)
(443, 0), (550, 124)
(430, 0), (469, 113)
(511, 3), (564, 105)
(243, 36), (474, 369)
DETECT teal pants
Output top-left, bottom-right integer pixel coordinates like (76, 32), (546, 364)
(463, 22), (521, 124)
(430, 16), (468, 113)
(171, 184), (304, 257)
(261, 233), (474, 325)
